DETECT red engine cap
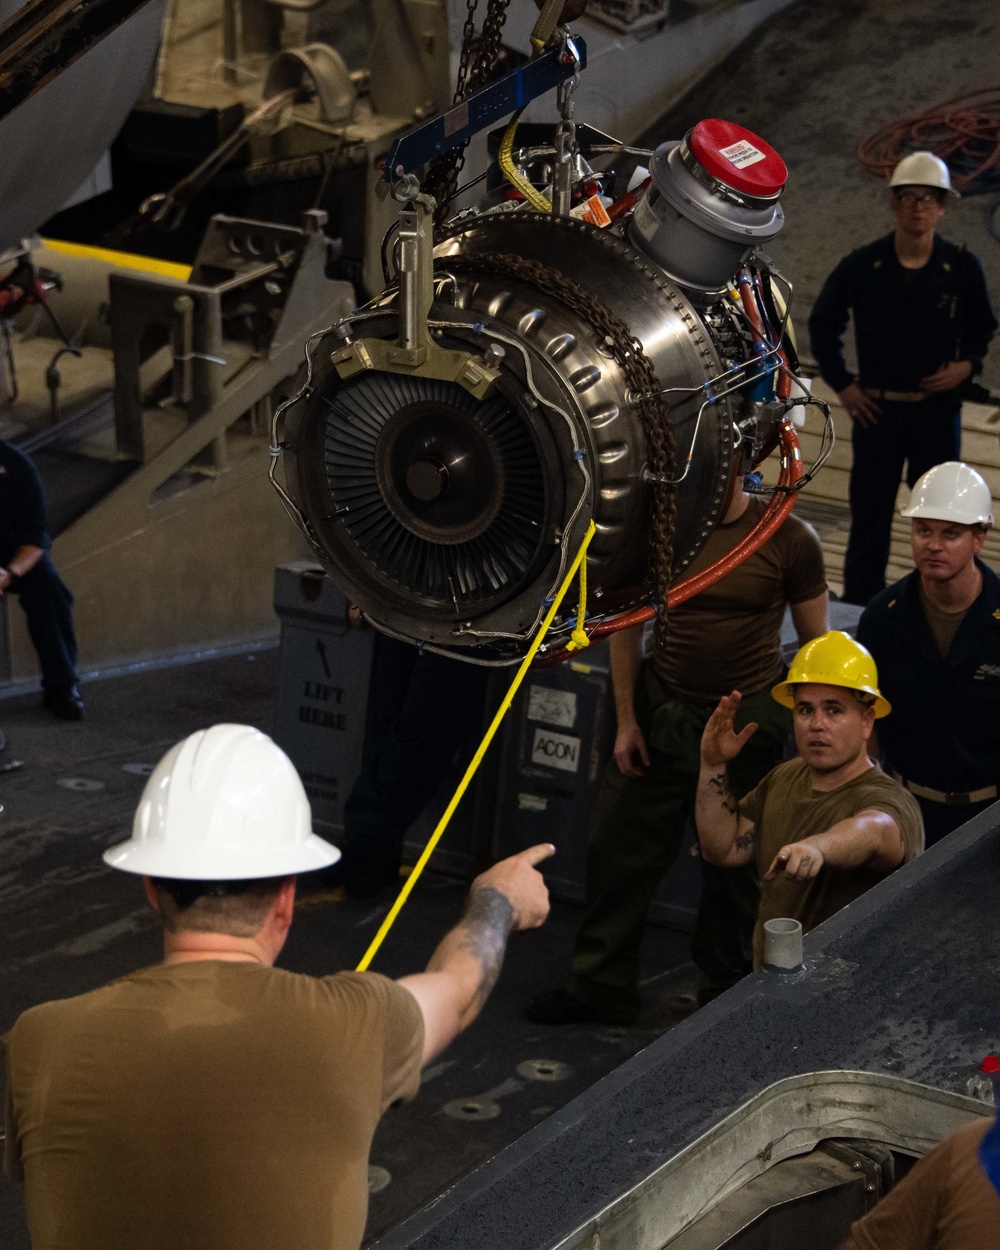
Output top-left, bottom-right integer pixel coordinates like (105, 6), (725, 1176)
(982, 1054), (1000, 1073)
(688, 119), (787, 199)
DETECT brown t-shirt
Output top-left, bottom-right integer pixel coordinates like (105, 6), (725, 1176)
(3, 961), (424, 1250)
(918, 583), (969, 658)
(845, 1120), (998, 1250)
(739, 758), (924, 965)
(650, 499), (827, 704)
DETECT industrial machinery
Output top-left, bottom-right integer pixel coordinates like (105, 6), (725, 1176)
(275, 23), (829, 663)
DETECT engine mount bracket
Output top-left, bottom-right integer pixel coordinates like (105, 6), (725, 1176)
(331, 337), (501, 400)
(332, 190), (501, 399)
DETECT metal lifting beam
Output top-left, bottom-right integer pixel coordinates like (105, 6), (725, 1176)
(383, 39), (588, 182)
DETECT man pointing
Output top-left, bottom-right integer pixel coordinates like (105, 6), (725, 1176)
(3, 724), (553, 1250)
(695, 632), (923, 963)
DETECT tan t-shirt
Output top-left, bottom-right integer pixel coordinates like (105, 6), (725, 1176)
(3, 961), (424, 1250)
(650, 499), (827, 704)
(918, 583), (969, 658)
(739, 758), (924, 965)
(846, 1120), (998, 1250)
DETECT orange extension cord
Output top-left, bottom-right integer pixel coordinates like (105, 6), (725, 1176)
(858, 87), (1000, 196)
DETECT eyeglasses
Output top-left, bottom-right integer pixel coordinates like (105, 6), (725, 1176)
(893, 190), (945, 207)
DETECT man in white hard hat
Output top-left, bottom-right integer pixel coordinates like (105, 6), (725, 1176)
(856, 461), (1000, 844)
(809, 151), (997, 606)
(2, 724), (554, 1250)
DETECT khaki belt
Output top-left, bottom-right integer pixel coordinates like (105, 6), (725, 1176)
(861, 387), (928, 403)
(890, 769), (998, 806)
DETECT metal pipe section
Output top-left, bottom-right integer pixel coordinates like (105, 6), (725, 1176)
(763, 917), (804, 971)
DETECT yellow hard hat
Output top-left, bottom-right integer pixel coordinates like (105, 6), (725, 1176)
(771, 631), (891, 718)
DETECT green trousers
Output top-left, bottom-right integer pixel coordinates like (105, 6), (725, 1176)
(569, 666), (791, 1023)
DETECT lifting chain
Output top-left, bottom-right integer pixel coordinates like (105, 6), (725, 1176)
(439, 249), (677, 646)
(454, 0), (480, 104)
(424, 0), (512, 230)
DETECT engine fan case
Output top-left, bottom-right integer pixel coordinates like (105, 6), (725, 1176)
(280, 214), (741, 652)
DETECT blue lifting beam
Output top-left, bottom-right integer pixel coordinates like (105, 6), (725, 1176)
(384, 39), (588, 182)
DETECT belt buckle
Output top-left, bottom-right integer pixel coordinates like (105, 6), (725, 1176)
(946, 790), (971, 806)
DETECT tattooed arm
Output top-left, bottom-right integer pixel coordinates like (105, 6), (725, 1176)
(397, 844), (554, 1064)
(763, 809), (904, 882)
(695, 691), (759, 868)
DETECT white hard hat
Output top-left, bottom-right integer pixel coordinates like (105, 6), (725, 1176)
(901, 461), (994, 527)
(888, 151), (959, 198)
(103, 724), (341, 879)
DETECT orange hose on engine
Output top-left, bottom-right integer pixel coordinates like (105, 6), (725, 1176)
(534, 266), (802, 666)
(534, 417), (803, 664)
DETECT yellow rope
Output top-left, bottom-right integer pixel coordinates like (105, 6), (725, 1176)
(563, 542), (590, 653)
(356, 521), (597, 971)
(499, 111), (552, 213)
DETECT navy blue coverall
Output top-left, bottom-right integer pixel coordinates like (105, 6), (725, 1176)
(0, 441), (78, 696)
(856, 560), (1000, 845)
(809, 233), (997, 605)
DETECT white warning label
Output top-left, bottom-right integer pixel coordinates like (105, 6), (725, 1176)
(527, 684), (578, 729)
(531, 727), (582, 774)
(718, 139), (765, 169)
(518, 792), (548, 812)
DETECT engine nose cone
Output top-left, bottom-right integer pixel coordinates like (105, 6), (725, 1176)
(405, 458), (448, 503)
(377, 402), (504, 544)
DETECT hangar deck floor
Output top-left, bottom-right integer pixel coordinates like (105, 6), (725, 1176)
(0, 646), (693, 1249)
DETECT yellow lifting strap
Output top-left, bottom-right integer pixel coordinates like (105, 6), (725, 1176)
(498, 110), (552, 214)
(355, 520), (597, 972)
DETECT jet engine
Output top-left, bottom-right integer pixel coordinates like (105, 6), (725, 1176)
(275, 101), (819, 663)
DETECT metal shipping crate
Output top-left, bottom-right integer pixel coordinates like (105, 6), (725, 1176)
(273, 562), (496, 875)
(492, 641), (702, 933)
(273, 562), (375, 838)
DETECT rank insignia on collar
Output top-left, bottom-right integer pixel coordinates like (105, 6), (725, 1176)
(888, 599), (896, 609)
(993, 609), (1000, 620)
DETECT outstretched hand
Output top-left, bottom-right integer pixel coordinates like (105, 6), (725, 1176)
(764, 840), (825, 881)
(473, 843), (555, 931)
(700, 691), (758, 769)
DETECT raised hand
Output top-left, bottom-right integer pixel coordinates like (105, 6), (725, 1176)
(700, 691), (758, 769)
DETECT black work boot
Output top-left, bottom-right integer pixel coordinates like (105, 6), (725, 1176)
(43, 686), (84, 721)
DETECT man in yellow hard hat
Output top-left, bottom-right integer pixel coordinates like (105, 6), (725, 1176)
(695, 632), (924, 964)
(809, 151), (997, 606)
(526, 484), (828, 1026)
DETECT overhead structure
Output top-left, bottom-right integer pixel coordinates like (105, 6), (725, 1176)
(0, 0), (166, 253)
(275, 14), (827, 664)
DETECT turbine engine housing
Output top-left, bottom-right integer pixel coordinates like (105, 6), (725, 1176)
(278, 208), (773, 660)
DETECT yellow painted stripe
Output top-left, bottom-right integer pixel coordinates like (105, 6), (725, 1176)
(40, 238), (192, 282)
